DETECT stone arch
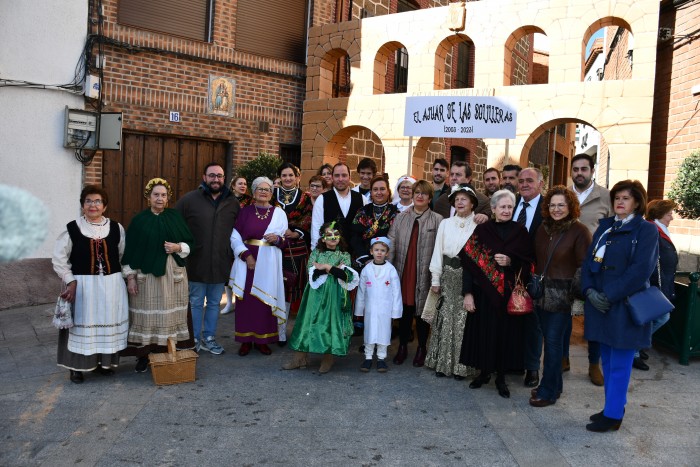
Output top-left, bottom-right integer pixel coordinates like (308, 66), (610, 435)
(315, 48), (353, 99)
(504, 25), (547, 86)
(373, 41), (408, 94)
(434, 34), (475, 90)
(323, 125), (386, 180)
(520, 117), (610, 187)
(581, 17), (633, 80)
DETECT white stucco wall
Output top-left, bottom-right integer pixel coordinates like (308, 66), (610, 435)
(0, 0), (88, 258)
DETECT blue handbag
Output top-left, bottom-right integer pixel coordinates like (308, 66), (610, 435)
(625, 233), (674, 326)
(626, 284), (674, 326)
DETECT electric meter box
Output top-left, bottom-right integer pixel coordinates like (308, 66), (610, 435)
(63, 107), (123, 150)
(64, 107), (97, 149)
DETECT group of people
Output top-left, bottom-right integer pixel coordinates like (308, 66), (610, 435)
(53, 154), (678, 434)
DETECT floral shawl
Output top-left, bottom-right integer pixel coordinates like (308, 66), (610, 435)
(461, 220), (535, 307)
(286, 192), (313, 236)
(350, 203), (399, 261)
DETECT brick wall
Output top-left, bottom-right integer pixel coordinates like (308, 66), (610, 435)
(85, 0), (327, 185)
(532, 50), (549, 84)
(510, 34), (533, 85)
(603, 27), (633, 80)
(648, 2), (700, 257)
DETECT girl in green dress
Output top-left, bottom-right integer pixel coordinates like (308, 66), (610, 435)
(282, 222), (359, 373)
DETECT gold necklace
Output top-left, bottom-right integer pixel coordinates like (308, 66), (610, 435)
(455, 214), (468, 229)
(254, 205), (271, 220)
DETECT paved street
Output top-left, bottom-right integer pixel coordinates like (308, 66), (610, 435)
(1, 303), (699, 466)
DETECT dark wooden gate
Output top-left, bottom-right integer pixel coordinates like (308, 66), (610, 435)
(103, 133), (227, 227)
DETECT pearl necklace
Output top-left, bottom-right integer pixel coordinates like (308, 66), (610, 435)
(254, 205), (271, 220)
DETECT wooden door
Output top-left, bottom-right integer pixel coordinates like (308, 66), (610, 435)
(103, 133), (227, 227)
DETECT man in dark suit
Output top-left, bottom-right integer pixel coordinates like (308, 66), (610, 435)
(511, 167), (544, 387)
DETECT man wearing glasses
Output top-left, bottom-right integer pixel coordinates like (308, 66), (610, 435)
(175, 163), (240, 355)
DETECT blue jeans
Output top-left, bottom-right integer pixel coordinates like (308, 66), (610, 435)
(189, 282), (225, 340)
(635, 312), (670, 357)
(563, 317), (601, 364)
(535, 308), (570, 400)
(524, 311), (542, 371)
(600, 343), (635, 420)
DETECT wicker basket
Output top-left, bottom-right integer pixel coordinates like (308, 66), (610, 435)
(149, 338), (198, 385)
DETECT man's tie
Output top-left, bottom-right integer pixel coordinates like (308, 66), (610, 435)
(517, 201), (529, 226)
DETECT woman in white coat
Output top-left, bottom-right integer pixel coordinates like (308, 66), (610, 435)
(355, 237), (402, 372)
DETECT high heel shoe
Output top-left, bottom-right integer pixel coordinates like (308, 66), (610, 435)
(586, 415), (622, 432)
(469, 373), (491, 389)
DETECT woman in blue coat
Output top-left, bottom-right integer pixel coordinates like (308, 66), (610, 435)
(581, 180), (658, 432)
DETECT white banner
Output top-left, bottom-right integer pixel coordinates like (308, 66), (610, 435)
(404, 96), (517, 139)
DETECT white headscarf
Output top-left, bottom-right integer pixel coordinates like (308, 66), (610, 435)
(392, 175), (416, 205)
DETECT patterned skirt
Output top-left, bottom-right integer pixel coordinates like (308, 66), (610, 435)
(282, 239), (309, 304)
(425, 262), (477, 377)
(126, 256), (190, 347)
(57, 272), (128, 371)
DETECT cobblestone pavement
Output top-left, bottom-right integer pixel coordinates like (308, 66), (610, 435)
(1, 304), (698, 466)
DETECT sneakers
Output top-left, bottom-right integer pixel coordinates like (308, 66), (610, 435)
(360, 359), (372, 372)
(376, 360), (388, 373)
(194, 339), (201, 353)
(200, 336), (224, 355)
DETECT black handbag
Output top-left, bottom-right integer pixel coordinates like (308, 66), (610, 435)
(527, 233), (564, 299)
(626, 258), (674, 325)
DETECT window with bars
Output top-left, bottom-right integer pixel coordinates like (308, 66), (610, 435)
(394, 48), (409, 93)
(279, 144), (301, 168)
(455, 41), (474, 89)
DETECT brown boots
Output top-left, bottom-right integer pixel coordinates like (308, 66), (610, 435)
(283, 351), (335, 373)
(589, 363), (604, 386)
(281, 351), (308, 370)
(319, 354), (334, 373)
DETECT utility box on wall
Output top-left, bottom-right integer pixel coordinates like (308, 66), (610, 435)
(99, 113), (123, 150)
(64, 107), (97, 149)
(63, 107), (123, 150)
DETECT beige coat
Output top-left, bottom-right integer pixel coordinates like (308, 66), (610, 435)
(571, 183), (612, 235)
(387, 207), (443, 315)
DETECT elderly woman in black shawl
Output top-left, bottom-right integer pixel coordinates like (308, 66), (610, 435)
(458, 189), (535, 398)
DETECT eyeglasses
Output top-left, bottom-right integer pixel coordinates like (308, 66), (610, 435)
(414, 192), (428, 197)
(207, 173), (225, 179)
(323, 235), (340, 241)
(399, 185), (413, 190)
(548, 203), (567, 209)
(309, 184), (323, 190)
(255, 188), (272, 193)
(84, 199), (104, 206)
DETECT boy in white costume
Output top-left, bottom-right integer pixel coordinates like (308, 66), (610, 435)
(355, 237), (403, 372)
